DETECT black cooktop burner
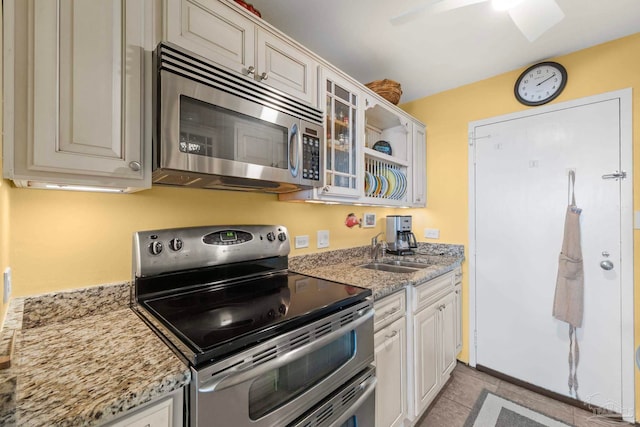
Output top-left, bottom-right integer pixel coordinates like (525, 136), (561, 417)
(140, 272), (370, 366)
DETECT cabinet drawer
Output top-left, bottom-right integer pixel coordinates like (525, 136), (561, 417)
(413, 272), (454, 313)
(374, 290), (406, 331)
(108, 396), (173, 427)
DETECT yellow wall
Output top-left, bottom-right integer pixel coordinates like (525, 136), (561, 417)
(8, 186), (399, 295)
(401, 32), (640, 419)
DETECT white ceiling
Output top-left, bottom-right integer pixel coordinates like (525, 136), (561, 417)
(248, 0), (640, 102)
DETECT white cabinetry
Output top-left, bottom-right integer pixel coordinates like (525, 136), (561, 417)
(103, 390), (183, 427)
(370, 269), (462, 426)
(280, 80), (426, 207)
(319, 68), (363, 198)
(410, 271), (457, 419)
(373, 291), (407, 427)
(3, 0), (152, 192)
(454, 268), (463, 353)
(411, 122), (427, 207)
(165, 0), (317, 105)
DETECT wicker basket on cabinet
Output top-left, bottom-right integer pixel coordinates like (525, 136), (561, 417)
(365, 79), (402, 105)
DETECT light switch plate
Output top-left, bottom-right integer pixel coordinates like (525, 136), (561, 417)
(635, 211), (640, 229)
(295, 235), (309, 249)
(3, 268), (11, 304)
(317, 230), (330, 248)
(424, 228), (440, 239)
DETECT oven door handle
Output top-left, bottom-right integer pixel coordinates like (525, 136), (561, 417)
(328, 375), (377, 427)
(198, 306), (373, 393)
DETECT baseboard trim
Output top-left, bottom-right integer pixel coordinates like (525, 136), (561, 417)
(475, 364), (627, 423)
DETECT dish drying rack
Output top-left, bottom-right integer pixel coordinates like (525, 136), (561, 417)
(364, 157), (408, 201)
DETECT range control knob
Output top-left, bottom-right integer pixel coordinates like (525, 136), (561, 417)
(149, 241), (163, 255)
(169, 238), (183, 251)
(277, 232), (287, 242)
(266, 232), (276, 242)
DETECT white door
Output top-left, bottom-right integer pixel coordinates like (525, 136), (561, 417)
(469, 89), (634, 420)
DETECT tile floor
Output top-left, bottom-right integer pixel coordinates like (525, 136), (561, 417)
(416, 363), (635, 427)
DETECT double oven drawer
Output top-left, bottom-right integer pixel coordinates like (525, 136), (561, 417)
(190, 300), (374, 427)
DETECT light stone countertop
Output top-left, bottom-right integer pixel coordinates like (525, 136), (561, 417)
(289, 243), (465, 300)
(0, 283), (190, 427)
(0, 243), (462, 426)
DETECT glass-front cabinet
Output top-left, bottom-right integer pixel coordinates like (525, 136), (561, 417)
(323, 69), (361, 197)
(279, 66), (426, 207)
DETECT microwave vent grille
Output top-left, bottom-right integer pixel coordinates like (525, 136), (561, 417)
(158, 43), (323, 125)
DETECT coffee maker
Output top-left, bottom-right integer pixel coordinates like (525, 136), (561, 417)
(385, 215), (418, 255)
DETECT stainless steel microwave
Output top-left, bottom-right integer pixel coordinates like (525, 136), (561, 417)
(152, 43), (324, 193)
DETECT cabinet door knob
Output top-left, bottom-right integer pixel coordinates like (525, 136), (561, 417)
(259, 72), (268, 81)
(128, 161), (141, 171)
(244, 65), (256, 75)
(386, 330), (398, 339)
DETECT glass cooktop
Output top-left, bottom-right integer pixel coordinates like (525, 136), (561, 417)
(141, 272), (370, 365)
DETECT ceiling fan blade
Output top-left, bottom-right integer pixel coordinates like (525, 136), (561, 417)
(390, 0), (488, 25)
(507, 0), (564, 41)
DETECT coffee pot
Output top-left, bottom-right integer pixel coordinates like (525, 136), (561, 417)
(385, 215), (418, 255)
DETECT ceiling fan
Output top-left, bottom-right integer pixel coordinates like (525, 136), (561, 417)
(390, 0), (564, 42)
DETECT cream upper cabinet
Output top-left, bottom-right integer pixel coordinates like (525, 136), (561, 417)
(362, 95), (413, 206)
(279, 84), (426, 207)
(411, 121), (427, 207)
(3, 0), (152, 192)
(165, 0), (317, 105)
(320, 68), (363, 198)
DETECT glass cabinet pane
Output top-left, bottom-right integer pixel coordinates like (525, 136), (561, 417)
(325, 78), (358, 193)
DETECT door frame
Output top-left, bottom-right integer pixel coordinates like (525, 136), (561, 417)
(467, 88), (634, 421)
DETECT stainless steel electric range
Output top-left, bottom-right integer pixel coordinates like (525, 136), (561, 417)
(132, 225), (375, 427)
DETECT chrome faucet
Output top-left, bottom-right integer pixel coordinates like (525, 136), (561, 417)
(370, 232), (386, 262)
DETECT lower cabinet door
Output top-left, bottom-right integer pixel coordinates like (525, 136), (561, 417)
(374, 316), (407, 427)
(413, 302), (439, 418)
(454, 284), (463, 353)
(440, 292), (457, 379)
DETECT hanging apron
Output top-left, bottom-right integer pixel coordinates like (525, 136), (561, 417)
(552, 170), (583, 398)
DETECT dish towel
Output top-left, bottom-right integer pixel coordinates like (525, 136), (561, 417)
(552, 170), (583, 399)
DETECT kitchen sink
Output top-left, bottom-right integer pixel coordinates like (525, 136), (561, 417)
(358, 263), (419, 273)
(358, 259), (431, 273)
(381, 260), (431, 269)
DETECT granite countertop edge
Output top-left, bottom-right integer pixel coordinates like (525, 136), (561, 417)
(0, 282), (191, 427)
(289, 243), (465, 300)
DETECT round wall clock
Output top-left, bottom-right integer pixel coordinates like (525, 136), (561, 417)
(514, 61), (567, 106)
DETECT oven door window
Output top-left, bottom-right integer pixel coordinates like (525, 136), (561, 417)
(180, 96), (288, 169)
(248, 331), (355, 420)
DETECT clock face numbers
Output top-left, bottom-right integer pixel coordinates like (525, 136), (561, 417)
(515, 62), (567, 106)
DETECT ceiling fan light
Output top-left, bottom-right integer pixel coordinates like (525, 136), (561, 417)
(491, 0), (524, 11)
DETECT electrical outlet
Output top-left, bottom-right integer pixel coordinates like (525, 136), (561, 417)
(635, 211), (640, 230)
(317, 230), (330, 248)
(295, 235), (309, 249)
(424, 228), (440, 239)
(3, 268), (11, 304)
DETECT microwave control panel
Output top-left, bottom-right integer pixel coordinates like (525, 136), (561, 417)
(302, 134), (321, 181)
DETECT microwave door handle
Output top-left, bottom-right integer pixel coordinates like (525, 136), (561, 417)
(198, 307), (374, 393)
(328, 376), (377, 427)
(289, 123), (299, 177)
